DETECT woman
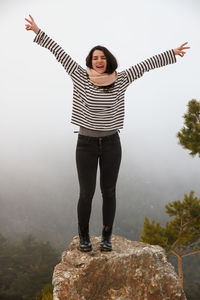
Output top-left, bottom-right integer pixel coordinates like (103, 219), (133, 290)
(25, 14), (190, 252)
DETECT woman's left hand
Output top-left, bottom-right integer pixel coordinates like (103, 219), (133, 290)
(173, 42), (190, 57)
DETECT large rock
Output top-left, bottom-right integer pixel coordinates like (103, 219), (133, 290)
(52, 235), (187, 300)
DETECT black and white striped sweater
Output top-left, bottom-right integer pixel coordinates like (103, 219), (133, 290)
(33, 29), (177, 131)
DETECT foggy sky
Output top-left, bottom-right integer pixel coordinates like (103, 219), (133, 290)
(1, 0), (200, 207)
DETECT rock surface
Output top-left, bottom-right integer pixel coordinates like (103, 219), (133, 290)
(52, 235), (187, 300)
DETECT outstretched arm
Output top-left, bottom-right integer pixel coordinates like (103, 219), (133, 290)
(25, 14), (82, 76)
(124, 42), (190, 85)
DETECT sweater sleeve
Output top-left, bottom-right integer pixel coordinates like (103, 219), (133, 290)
(33, 29), (84, 76)
(124, 49), (177, 84)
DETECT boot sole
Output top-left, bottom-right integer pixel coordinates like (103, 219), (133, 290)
(79, 246), (92, 252)
(100, 245), (112, 252)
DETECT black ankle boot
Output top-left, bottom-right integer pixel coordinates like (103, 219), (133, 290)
(100, 225), (112, 251)
(78, 224), (92, 252)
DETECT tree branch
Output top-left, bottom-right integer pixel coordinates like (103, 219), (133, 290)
(171, 239), (179, 249)
(182, 214), (200, 228)
(171, 217), (183, 250)
(171, 249), (179, 258)
(182, 249), (200, 258)
(195, 112), (200, 122)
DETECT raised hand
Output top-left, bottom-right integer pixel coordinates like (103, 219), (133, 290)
(25, 14), (40, 34)
(173, 42), (190, 57)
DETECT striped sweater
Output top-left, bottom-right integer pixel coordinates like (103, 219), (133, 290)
(33, 29), (177, 131)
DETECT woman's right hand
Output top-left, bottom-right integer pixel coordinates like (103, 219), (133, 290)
(25, 14), (40, 34)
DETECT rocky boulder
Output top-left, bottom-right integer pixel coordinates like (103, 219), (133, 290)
(52, 235), (187, 300)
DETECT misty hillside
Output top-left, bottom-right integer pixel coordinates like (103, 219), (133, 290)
(1, 145), (199, 250)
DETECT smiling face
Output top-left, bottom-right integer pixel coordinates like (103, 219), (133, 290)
(92, 50), (107, 74)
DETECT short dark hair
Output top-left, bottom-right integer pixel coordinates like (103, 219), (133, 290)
(86, 45), (118, 74)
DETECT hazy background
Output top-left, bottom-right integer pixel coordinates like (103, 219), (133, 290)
(0, 0), (200, 251)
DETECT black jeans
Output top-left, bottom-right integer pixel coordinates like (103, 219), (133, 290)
(76, 132), (122, 228)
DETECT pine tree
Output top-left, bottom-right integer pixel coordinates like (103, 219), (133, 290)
(177, 99), (200, 157)
(35, 284), (53, 300)
(140, 191), (200, 288)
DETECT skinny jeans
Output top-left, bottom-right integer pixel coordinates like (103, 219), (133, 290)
(76, 132), (122, 227)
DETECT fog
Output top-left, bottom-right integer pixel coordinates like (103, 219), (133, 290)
(0, 0), (200, 249)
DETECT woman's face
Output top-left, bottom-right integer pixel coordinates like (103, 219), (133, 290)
(92, 50), (107, 74)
